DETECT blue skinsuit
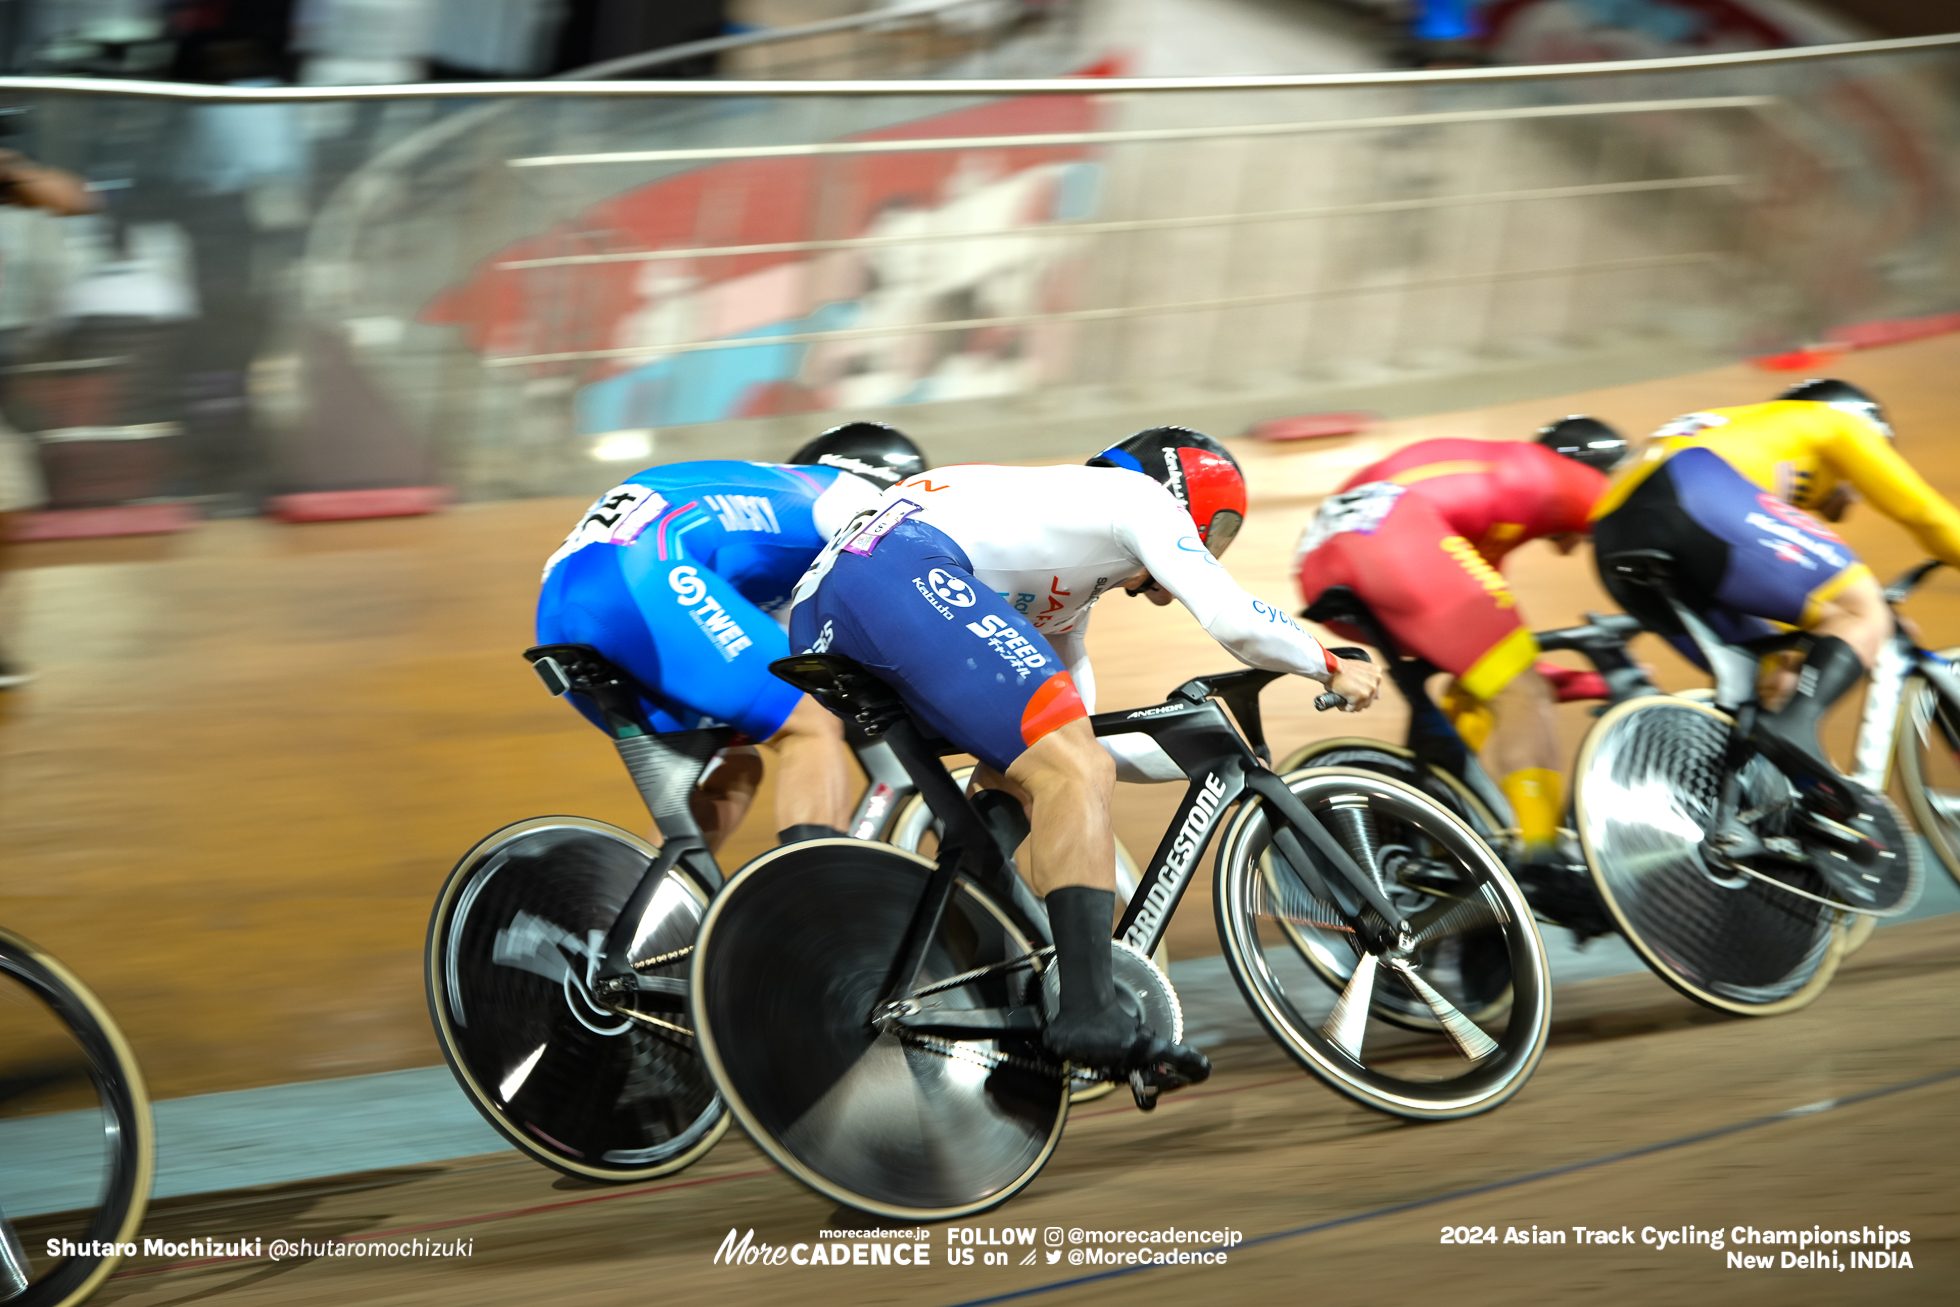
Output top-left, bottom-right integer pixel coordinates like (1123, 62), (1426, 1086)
(536, 461), (873, 740)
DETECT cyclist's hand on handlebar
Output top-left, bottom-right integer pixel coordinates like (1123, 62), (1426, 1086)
(1319, 656), (1381, 712)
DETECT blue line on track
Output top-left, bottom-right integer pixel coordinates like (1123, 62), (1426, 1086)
(939, 1065), (1960, 1307)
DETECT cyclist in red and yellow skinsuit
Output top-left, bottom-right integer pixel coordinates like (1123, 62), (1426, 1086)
(1593, 379), (1960, 805)
(1295, 420), (1627, 868)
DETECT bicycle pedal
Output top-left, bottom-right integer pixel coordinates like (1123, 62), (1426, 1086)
(1129, 1070), (1160, 1112)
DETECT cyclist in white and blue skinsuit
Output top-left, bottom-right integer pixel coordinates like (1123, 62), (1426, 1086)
(536, 423), (927, 851)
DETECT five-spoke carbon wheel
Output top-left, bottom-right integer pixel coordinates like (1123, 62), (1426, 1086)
(693, 839), (1066, 1220)
(1274, 741), (1516, 1030)
(1214, 769), (1550, 1120)
(0, 928), (154, 1307)
(426, 817), (727, 1182)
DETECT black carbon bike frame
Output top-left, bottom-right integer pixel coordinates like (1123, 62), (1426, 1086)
(770, 654), (1411, 1043)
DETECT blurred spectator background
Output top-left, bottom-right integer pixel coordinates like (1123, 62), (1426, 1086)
(0, 0), (1946, 540)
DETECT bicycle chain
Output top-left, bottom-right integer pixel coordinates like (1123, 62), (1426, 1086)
(907, 946), (1054, 1000)
(891, 1027), (1091, 1083)
(632, 944), (693, 972)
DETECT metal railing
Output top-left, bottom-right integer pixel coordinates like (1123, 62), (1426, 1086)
(0, 28), (1956, 510)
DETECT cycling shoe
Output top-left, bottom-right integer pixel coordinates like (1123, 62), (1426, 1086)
(1043, 991), (1210, 1103)
(1510, 856), (1613, 941)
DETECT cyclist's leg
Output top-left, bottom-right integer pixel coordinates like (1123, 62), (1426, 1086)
(1330, 499), (1563, 857)
(762, 693), (852, 840)
(1615, 454), (1873, 787)
(793, 524), (1202, 1079)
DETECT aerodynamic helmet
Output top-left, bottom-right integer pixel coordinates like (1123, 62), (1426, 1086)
(789, 421), (928, 488)
(1088, 425), (1247, 556)
(1778, 378), (1893, 440)
(1536, 415), (1631, 474)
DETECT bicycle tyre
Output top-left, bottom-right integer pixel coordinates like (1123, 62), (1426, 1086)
(693, 839), (1066, 1220)
(1214, 768), (1550, 1120)
(1277, 738), (1503, 836)
(1895, 658), (1960, 891)
(1572, 697), (1848, 1016)
(0, 928), (154, 1307)
(1270, 744), (1514, 1032)
(425, 817), (728, 1183)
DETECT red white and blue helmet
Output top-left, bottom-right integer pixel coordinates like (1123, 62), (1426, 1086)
(1087, 426), (1247, 556)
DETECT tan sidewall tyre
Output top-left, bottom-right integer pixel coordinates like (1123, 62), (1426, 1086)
(0, 927), (155, 1307)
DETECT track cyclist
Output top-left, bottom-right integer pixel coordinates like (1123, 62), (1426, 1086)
(1292, 420), (1630, 905)
(535, 421), (927, 851)
(1592, 380), (1960, 863)
(786, 426), (1381, 1085)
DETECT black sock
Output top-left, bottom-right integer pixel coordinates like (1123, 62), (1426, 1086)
(1046, 886), (1117, 1021)
(777, 824), (848, 844)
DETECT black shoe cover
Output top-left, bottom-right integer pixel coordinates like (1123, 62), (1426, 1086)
(1042, 885), (1210, 1092)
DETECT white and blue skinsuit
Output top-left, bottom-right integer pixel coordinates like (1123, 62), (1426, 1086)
(536, 460), (879, 740)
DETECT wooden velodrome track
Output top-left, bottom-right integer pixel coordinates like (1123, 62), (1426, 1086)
(5, 334), (1960, 1303)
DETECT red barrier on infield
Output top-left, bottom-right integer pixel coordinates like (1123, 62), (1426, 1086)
(268, 487), (450, 523)
(1248, 412), (1378, 442)
(9, 504), (200, 540)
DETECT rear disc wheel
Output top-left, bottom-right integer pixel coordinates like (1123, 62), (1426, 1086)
(693, 840), (1066, 1220)
(1574, 698), (1850, 1015)
(425, 817), (727, 1182)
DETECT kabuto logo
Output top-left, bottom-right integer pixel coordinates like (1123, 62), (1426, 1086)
(1122, 773), (1229, 951)
(928, 569), (978, 607)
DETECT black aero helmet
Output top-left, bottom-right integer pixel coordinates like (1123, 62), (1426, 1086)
(1536, 415), (1630, 474)
(789, 420), (927, 489)
(1088, 425), (1247, 556)
(1779, 378), (1893, 439)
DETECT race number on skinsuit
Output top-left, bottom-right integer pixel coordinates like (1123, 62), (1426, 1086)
(542, 484), (670, 579)
(1296, 481), (1406, 557)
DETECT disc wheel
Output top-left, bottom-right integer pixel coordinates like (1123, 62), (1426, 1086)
(1270, 746), (1513, 1031)
(693, 840), (1066, 1220)
(1573, 697), (1856, 1015)
(1214, 768), (1550, 1120)
(425, 817), (727, 1183)
(0, 928), (154, 1307)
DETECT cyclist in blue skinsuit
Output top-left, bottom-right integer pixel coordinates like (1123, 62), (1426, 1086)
(536, 422), (927, 850)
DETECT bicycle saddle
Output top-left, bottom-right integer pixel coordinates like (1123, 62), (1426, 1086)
(1301, 586), (1400, 657)
(771, 653), (911, 737)
(525, 643), (652, 725)
(1600, 549), (1680, 586)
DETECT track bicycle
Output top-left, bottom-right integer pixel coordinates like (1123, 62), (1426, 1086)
(0, 927), (155, 1307)
(423, 643), (1146, 1184)
(1570, 550), (1922, 1015)
(686, 653), (1552, 1220)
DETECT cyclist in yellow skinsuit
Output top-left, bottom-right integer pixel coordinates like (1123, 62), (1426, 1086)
(1592, 379), (1960, 830)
